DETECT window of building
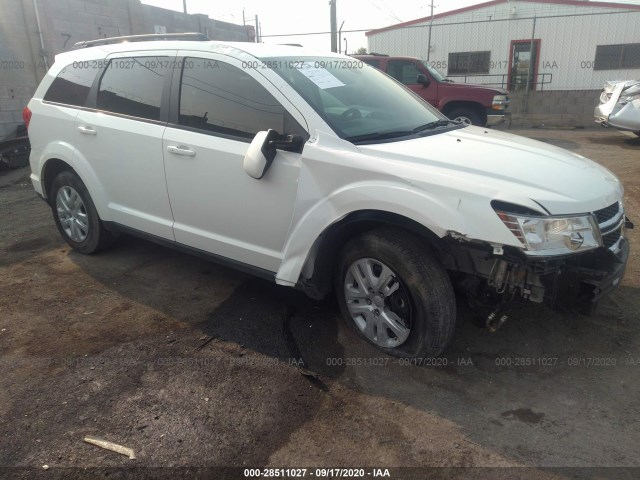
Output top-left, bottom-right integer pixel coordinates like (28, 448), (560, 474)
(386, 60), (422, 85)
(96, 57), (168, 120)
(594, 43), (640, 70)
(178, 58), (294, 139)
(43, 62), (98, 106)
(447, 51), (491, 75)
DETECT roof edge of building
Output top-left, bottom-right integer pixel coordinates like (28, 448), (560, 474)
(365, 0), (640, 37)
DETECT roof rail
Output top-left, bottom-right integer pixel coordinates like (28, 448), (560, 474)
(71, 32), (209, 50)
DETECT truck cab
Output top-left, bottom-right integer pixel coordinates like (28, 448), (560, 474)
(353, 54), (510, 127)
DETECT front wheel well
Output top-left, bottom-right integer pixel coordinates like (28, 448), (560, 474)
(441, 101), (487, 125)
(298, 210), (443, 300)
(42, 158), (75, 205)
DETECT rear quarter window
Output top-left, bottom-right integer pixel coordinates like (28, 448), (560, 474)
(43, 62), (99, 106)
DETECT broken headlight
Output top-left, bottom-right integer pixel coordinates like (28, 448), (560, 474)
(495, 211), (602, 256)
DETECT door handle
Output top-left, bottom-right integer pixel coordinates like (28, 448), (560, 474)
(77, 126), (97, 135)
(167, 145), (196, 157)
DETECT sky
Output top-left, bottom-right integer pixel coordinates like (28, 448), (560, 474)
(141, 0), (640, 53)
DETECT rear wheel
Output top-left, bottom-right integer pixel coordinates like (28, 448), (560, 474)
(335, 228), (456, 358)
(50, 171), (116, 254)
(446, 107), (483, 126)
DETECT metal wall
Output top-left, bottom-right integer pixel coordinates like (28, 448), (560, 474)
(0, 0), (254, 137)
(367, 1), (640, 91)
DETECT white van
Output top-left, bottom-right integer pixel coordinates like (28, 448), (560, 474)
(25, 34), (631, 358)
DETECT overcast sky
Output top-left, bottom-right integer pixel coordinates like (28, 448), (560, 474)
(141, 0), (640, 53)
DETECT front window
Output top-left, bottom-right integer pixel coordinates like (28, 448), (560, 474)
(422, 62), (448, 82)
(268, 57), (459, 143)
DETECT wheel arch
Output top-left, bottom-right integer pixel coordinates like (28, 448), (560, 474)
(292, 210), (443, 300)
(441, 101), (487, 125)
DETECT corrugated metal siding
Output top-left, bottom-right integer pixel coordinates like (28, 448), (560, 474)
(367, 1), (640, 90)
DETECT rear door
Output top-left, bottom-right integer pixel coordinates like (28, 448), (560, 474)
(74, 52), (176, 239)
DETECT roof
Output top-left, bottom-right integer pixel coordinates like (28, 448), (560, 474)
(54, 40), (343, 66)
(365, 0), (640, 36)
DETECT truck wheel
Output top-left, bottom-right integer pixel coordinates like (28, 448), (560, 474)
(335, 228), (456, 358)
(50, 171), (116, 254)
(447, 108), (482, 126)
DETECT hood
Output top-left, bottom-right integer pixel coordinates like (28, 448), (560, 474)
(357, 126), (622, 215)
(440, 80), (508, 95)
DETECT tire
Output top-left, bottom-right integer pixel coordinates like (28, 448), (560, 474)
(50, 171), (116, 254)
(446, 107), (483, 126)
(335, 228), (456, 358)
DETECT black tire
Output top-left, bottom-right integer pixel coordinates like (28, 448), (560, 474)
(50, 171), (116, 254)
(334, 228), (456, 358)
(446, 107), (483, 126)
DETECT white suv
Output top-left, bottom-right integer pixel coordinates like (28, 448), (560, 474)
(25, 34), (631, 358)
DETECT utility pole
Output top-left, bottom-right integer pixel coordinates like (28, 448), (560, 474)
(330, 0), (337, 52)
(255, 15), (259, 42)
(242, 8), (245, 25)
(338, 20), (345, 53)
(183, 0), (187, 14)
(343, 37), (348, 55)
(427, 0), (434, 62)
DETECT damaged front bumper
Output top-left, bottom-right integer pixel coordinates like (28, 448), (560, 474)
(445, 218), (632, 313)
(594, 80), (640, 132)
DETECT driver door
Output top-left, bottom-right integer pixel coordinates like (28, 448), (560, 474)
(162, 55), (308, 273)
(386, 59), (437, 105)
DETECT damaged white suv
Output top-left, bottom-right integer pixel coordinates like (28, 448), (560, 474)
(26, 34), (631, 358)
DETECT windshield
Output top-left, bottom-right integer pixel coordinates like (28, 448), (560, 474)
(421, 62), (448, 82)
(267, 57), (456, 143)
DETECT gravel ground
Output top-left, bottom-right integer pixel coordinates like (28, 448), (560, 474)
(0, 128), (638, 480)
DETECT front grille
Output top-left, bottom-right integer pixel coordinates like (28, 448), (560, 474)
(602, 226), (622, 249)
(594, 202), (623, 251)
(594, 202), (620, 224)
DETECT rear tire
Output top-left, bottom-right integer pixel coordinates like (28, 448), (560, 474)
(447, 107), (483, 126)
(50, 171), (116, 254)
(335, 228), (456, 358)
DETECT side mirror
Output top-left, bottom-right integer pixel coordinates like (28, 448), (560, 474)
(244, 130), (278, 179)
(244, 130), (305, 179)
(417, 74), (430, 87)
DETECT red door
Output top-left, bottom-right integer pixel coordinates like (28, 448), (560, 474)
(508, 39), (541, 90)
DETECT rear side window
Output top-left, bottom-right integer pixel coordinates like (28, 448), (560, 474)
(179, 58), (299, 139)
(362, 59), (381, 69)
(43, 62), (98, 106)
(97, 57), (169, 121)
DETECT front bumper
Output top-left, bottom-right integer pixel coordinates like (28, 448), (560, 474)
(486, 111), (511, 127)
(542, 238), (629, 311)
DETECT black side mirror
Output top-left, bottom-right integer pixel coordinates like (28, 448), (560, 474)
(417, 74), (430, 87)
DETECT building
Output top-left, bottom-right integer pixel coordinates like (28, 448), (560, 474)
(0, 0), (254, 138)
(366, 0), (640, 125)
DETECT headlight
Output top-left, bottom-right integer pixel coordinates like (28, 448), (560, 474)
(495, 211), (602, 256)
(491, 95), (509, 110)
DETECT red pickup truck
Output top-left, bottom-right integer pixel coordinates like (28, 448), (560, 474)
(353, 54), (510, 127)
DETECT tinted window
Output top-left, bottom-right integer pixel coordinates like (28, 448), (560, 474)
(179, 58), (291, 139)
(448, 51), (491, 75)
(387, 60), (422, 84)
(97, 57), (168, 120)
(362, 59), (381, 69)
(595, 43), (640, 70)
(44, 62), (98, 106)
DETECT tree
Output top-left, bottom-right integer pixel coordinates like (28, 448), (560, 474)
(354, 47), (368, 55)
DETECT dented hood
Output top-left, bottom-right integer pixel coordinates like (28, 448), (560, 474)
(357, 126), (622, 215)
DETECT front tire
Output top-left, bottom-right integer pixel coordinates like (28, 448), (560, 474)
(335, 228), (456, 358)
(50, 171), (115, 254)
(447, 107), (483, 126)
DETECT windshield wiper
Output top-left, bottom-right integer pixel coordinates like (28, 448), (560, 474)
(412, 119), (461, 132)
(345, 131), (415, 143)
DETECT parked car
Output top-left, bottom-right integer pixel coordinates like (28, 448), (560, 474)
(352, 54), (510, 127)
(594, 80), (640, 136)
(25, 34), (630, 358)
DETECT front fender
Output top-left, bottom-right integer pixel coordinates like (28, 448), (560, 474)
(275, 182), (463, 286)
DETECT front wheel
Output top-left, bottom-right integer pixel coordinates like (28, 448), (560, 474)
(50, 171), (115, 254)
(446, 107), (483, 126)
(335, 229), (456, 358)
